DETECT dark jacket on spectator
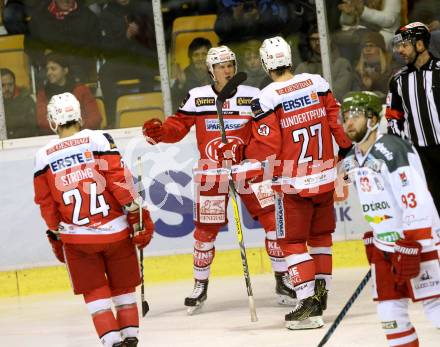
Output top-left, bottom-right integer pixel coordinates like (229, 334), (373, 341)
(36, 80), (101, 133)
(99, 0), (157, 68)
(24, 1), (100, 81)
(4, 87), (38, 139)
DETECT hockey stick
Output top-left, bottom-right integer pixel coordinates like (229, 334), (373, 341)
(215, 72), (258, 322)
(317, 269), (371, 347)
(136, 156), (149, 317)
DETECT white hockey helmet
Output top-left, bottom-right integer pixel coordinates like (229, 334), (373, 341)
(47, 92), (82, 133)
(206, 45), (237, 80)
(260, 36), (292, 74)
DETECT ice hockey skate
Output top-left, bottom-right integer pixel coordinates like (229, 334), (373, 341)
(315, 278), (328, 311)
(285, 293), (324, 330)
(123, 337), (138, 347)
(184, 279), (208, 315)
(275, 272), (297, 306)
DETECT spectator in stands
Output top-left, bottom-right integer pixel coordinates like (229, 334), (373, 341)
(352, 31), (392, 96)
(1, 68), (38, 139)
(24, 0), (100, 83)
(171, 37), (212, 109)
(240, 39), (267, 88)
(2, 0), (29, 35)
(99, 0), (159, 129)
(295, 24), (352, 102)
(338, 0), (401, 49)
(214, 0), (289, 45)
(36, 53), (101, 134)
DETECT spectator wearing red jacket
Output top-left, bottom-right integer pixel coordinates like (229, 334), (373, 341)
(36, 53), (101, 134)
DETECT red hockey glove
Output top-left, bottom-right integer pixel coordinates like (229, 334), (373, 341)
(126, 208), (154, 249)
(216, 142), (245, 165)
(391, 239), (422, 285)
(46, 230), (65, 263)
(142, 118), (164, 144)
(362, 231), (374, 265)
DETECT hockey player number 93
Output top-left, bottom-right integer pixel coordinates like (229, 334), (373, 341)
(292, 124), (323, 164)
(401, 192), (417, 209)
(62, 182), (110, 225)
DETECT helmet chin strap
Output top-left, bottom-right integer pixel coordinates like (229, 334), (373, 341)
(356, 119), (379, 145)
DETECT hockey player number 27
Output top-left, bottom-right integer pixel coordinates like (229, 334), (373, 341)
(292, 124), (323, 164)
(62, 182), (110, 225)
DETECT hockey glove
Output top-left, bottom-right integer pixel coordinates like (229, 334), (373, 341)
(126, 208), (154, 249)
(46, 230), (65, 263)
(362, 231), (374, 265)
(216, 142), (245, 165)
(142, 118), (164, 144)
(391, 239), (422, 285)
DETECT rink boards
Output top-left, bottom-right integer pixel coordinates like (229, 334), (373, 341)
(0, 128), (370, 297)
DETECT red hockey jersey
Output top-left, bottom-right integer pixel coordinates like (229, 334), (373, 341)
(160, 84), (259, 165)
(33, 129), (136, 244)
(246, 73), (352, 196)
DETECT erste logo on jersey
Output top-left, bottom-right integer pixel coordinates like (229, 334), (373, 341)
(195, 97), (215, 107)
(205, 119), (248, 131)
(282, 90), (319, 112)
(205, 136), (244, 162)
(49, 149), (95, 173)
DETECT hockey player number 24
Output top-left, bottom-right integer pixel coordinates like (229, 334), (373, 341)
(62, 182), (110, 225)
(292, 124), (323, 164)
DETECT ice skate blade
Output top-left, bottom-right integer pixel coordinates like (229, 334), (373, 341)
(285, 316), (324, 330)
(277, 294), (298, 306)
(186, 302), (204, 316)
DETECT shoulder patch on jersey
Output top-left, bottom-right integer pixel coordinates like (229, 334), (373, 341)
(371, 135), (412, 173)
(195, 97), (215, 107)
(251, 98), (264, 117)
(257, 124), (270, 136)
(236, 96), (253, 106)
(179, 93), (190, 109)
(103, 133), (117, 149)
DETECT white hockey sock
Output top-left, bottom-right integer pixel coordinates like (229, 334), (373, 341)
(266, 231), (288, 273)
(193, 241), (215, 281)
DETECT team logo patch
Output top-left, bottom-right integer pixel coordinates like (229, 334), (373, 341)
(49, 150), (95, 173)
(205, 136), (244, 162)
(236, 96), (253, 106)
(250, 180), (274, 208)
(399, 171), (409, 186)
(199, 195), (226, 223)
(103, 133), (117, 149)
(257, 124), (270, 136)
(195, 97), (215, 107)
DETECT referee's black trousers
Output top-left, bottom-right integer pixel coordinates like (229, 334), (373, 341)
(415, 145), (440, 213)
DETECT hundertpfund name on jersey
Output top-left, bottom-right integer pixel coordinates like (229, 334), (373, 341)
(205, 119), (248, 131)
(280, 107), (326, 128)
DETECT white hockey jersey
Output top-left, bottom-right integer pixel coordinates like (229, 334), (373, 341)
(344, 133), (439, 253)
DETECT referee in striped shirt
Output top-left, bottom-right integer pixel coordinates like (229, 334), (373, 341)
(386, 22), (440, 212)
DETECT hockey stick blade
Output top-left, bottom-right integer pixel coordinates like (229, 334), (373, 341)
(217, 71), (248, 104)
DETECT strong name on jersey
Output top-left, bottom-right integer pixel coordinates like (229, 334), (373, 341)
(160, 84), (259, 164)
(34, 129), (135, 244)
(246, 73), (352, 196)
(344, 133), (438, 252)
